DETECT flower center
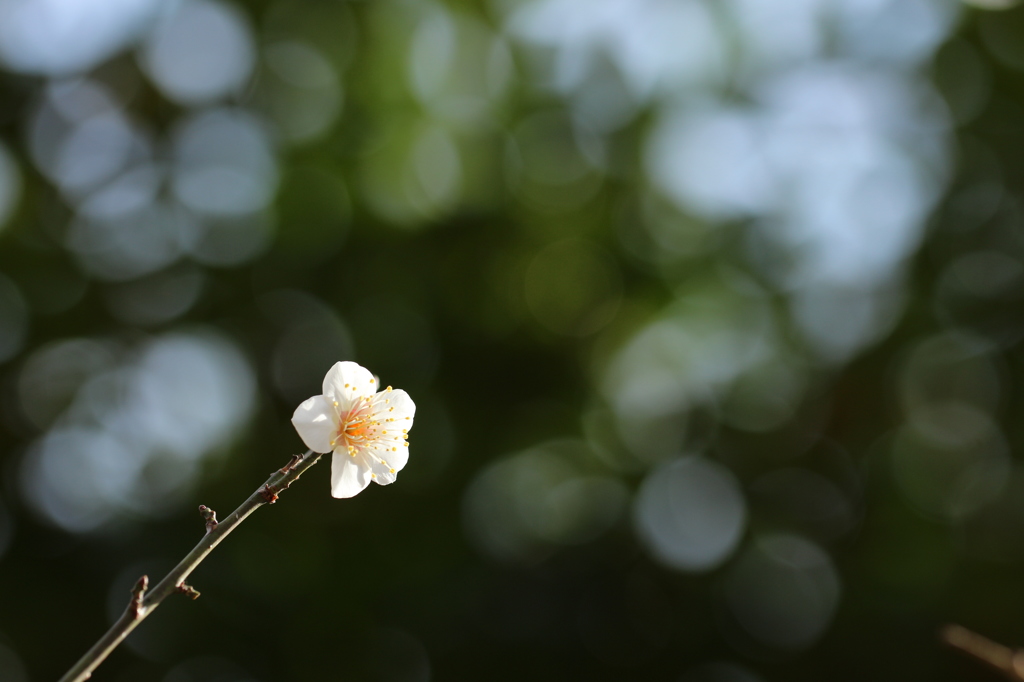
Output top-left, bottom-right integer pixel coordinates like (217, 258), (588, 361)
(338, 399), (378, 447)
(344, 420), (369, 440)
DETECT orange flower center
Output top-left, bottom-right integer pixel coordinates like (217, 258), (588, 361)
(337, 398), (378, 448)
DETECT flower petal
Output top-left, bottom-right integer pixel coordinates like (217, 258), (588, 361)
(389, 388), (416, 418)
(368, 440), (409, 474)
(291, 395), (337, 453)
(322, 361), (376, 405)
(368, 454), (398, 485)
(373, 388), (415, 420)
(330, 450), (373, 498)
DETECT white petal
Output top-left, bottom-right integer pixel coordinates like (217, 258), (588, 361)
(291, 395), (337, 453)
(369, 455), (398, 485)
(368, 388), (416, 429)
(330, 450), (373, 498)
(370, 440), (409, 473)
(322, 361), (376, 404)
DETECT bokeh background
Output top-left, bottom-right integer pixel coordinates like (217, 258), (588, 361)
(0, 0), (1021, 679)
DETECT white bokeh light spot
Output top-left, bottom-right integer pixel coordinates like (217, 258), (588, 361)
(140, 0), (255, 105)
(634, 456), (747, 572)
(0, 0), (160, 75)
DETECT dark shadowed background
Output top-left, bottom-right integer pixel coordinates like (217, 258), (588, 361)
(0, 0), (1021, 679)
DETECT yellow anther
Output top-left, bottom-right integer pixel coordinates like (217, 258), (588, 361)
(371, 473), (376, 479)
(389, 468), (395, 474)
(386, 386), (392, 392)
(370, 378), (375, 384)
(404, 442), (409, 447)
(333, 401), (339, 407)
(389, 407), (394, 412)
(344, 383), (349, 388)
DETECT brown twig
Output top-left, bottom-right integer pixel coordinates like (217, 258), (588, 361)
(58, 450), (320, 682)
(941, 623), (1024, 680)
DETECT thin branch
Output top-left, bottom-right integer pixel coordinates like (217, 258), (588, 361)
(58, 449), (321, 682)
(941, 623), (1024, 681)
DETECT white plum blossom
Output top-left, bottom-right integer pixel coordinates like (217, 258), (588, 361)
(291, 361), (415, 498)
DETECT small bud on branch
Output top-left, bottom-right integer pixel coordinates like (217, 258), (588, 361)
(130, 576), (148, 619)
(198, 505), (218, 533)
(259, 484), (279, 504)
(177, 583), (200, 600)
